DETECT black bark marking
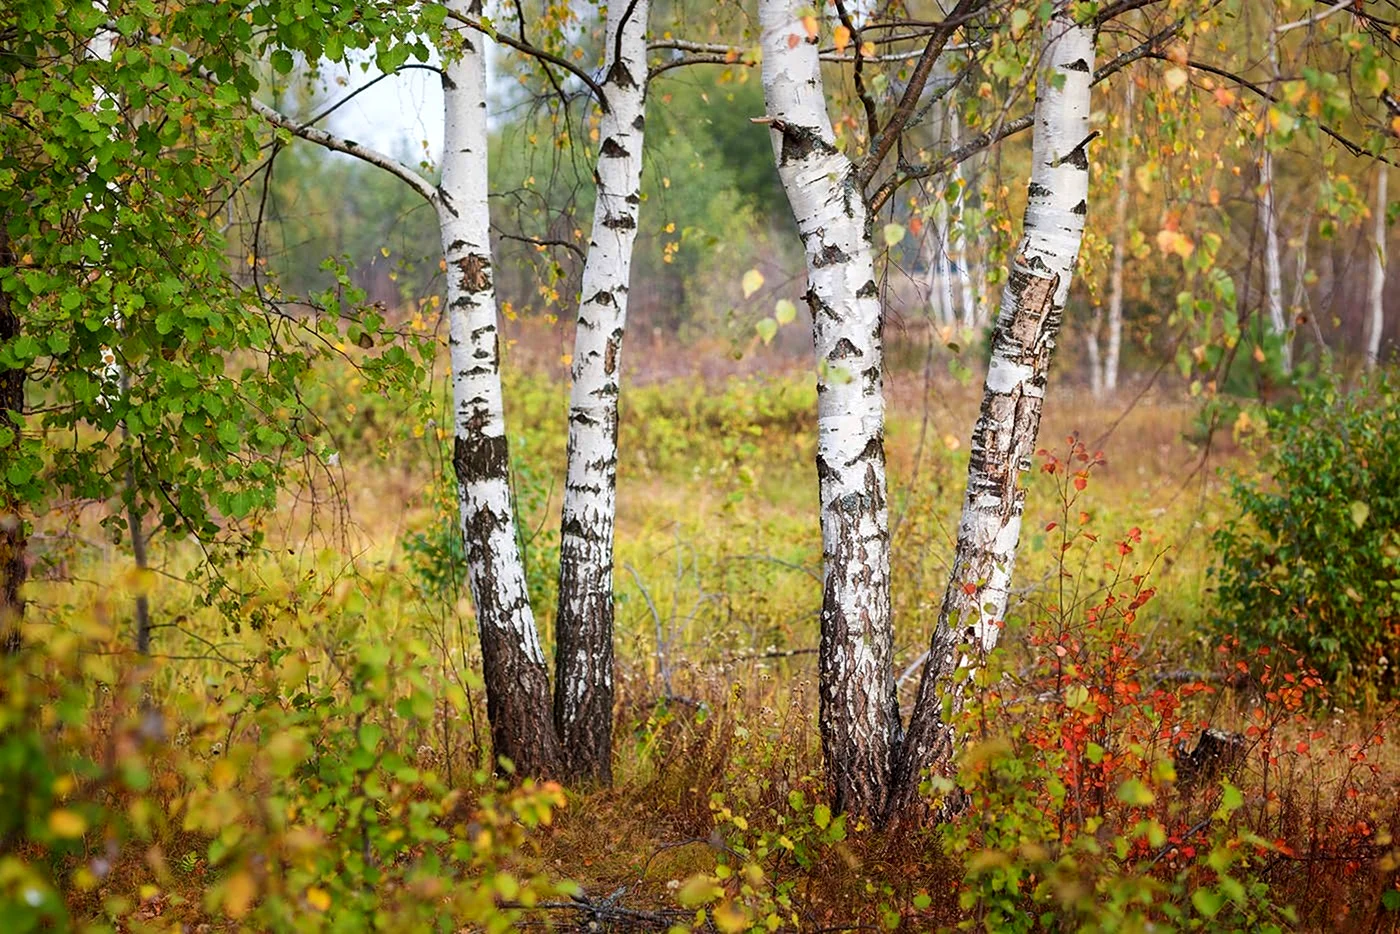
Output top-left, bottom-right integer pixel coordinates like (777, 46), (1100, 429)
(813, 243), (852, 268)
(1027, 182), (1052, 198)
(456, 253), (492, 292)
(602, 213), (636, 230)
(606, 60), (637, 90)
(856, 279), (878, 298)
(1072, 200), (1088, 215)
(454, 432), (509, 484)
(1064, 58), (1091, 73)
(600, 137), (629, 158)
(828, 337), (860, 361)
(589, 290), (615, 306)
(777, 122), (837, 165)
(631, 114), (645, 130)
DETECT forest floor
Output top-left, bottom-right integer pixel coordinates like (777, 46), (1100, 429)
(17, 350), (1400, 932)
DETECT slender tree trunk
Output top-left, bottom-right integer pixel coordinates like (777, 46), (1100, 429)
(1261, 149), (1290, 372)
(553, 0), (650, 785)
(1261, 37), (1291, 372)
(892, 9), (1095, 815)
(1086, 304), (1103, 397)
(440, 2), (561, 777)
(1104, 82), (1132, 393)
(0, 222), (25, 654)
(760, 0), (898, 818)
(1367, 166), (1387, 369)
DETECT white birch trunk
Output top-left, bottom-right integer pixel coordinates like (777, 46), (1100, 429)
(894, 9), (1095, 814)
(440, 1), (561, 777)
(1261, 148), (1291, 373)
(1367, 166), (1388, 370)
(1261, 36), (1291, 372)
(1104, 82), (1132, 393)
(553, 0), (650, 785)
(760, 0), (898, 818)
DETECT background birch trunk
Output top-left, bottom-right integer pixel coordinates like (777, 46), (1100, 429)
(553, 0), (650, 785)
(1261, 35), (1291, 372)
(760, 0), (899, 818)
(440, 2), (561, 777)
(1367, 166), (1388, 369)
(892, 8), (1095, 815)
(1103, 82), (1132, 394)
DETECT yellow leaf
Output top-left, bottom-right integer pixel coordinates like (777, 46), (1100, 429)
(1163, 68), (1188, 92)
(834, 25), (851, 53)
(223, 871), (256, 919)
(741, 268), (765, 298)
(801, 15), (819, 39)
(48, 809), (87, 839)
(860, 41), (876, 57)
(306, 887), (331, 912)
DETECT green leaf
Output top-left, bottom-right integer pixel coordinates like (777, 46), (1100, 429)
(270, 49), (294, 74)
(1192, 888), (1225, 918)
(774, 298), (797, 325)
(755, 318), (777, 345)
(1350, 501), (1370, 528)
(813, 803), (830, 829)
(882, 222), (906, 247)
(742, 268), (764, 299)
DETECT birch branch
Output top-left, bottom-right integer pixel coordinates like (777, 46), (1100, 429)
(248, 97), (439, 205)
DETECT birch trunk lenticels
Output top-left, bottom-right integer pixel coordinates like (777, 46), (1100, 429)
(893, 8), (1095, 814)
(760, 0), (898, 818)
(553, 0), (650, 786)
(439, 0), (562, 778)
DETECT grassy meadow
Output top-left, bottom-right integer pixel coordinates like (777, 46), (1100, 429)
(9, 334), (1400, 932)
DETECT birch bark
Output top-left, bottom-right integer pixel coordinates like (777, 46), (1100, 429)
(1103, 82), (1132, 393)
(1367, 166), (1387, 370)
(893, 8), (1095, 813)
(760, 0), (899, 818)
(1261, 36), (1291, 372)
(553, 0), (650, 785)
(440, 1), (561, 777)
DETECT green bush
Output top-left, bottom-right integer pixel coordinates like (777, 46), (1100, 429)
(1211, 371), (1400, 702)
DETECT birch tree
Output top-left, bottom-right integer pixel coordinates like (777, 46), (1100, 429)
(554, 0), (650, 785)
(245, 0), (663, 780)
(892, 7), (1094, 815)
(1367, 166), (1388, 369)
(759, 0), (902, 816)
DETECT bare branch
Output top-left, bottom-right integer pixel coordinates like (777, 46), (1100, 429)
(445, 10), (610, 111)
(248, 97), (439, 205)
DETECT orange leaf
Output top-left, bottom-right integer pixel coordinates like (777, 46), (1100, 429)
(787, 32), (801, 49)
(834, 25), (851, 53)
(802, 15), (819, 39)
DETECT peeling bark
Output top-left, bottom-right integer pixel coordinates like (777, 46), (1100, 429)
(760, 0), (898, 818)
(0, 221), (25, 654)
(553, 0), (650, 786)
(893, 9), (1096, 815)
(1367, 166), (1387, 370)
(440, 1), (561, 778)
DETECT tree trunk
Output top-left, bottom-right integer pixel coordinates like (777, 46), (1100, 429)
(0, 222), (25, 654)
(1104, 82), (1132, 394)
(1261, 148), (1290, 373)
(1261, 36), (1291, 372)
(553, 0), (650, 786)
(440, 2), (562, 778)
(892, 9), (1095, 816)
(760, 0), (898, 819)
(1367, 166), (1387, 370)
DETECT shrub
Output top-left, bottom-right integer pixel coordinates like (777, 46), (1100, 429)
(1211, 371), (1400, 702)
